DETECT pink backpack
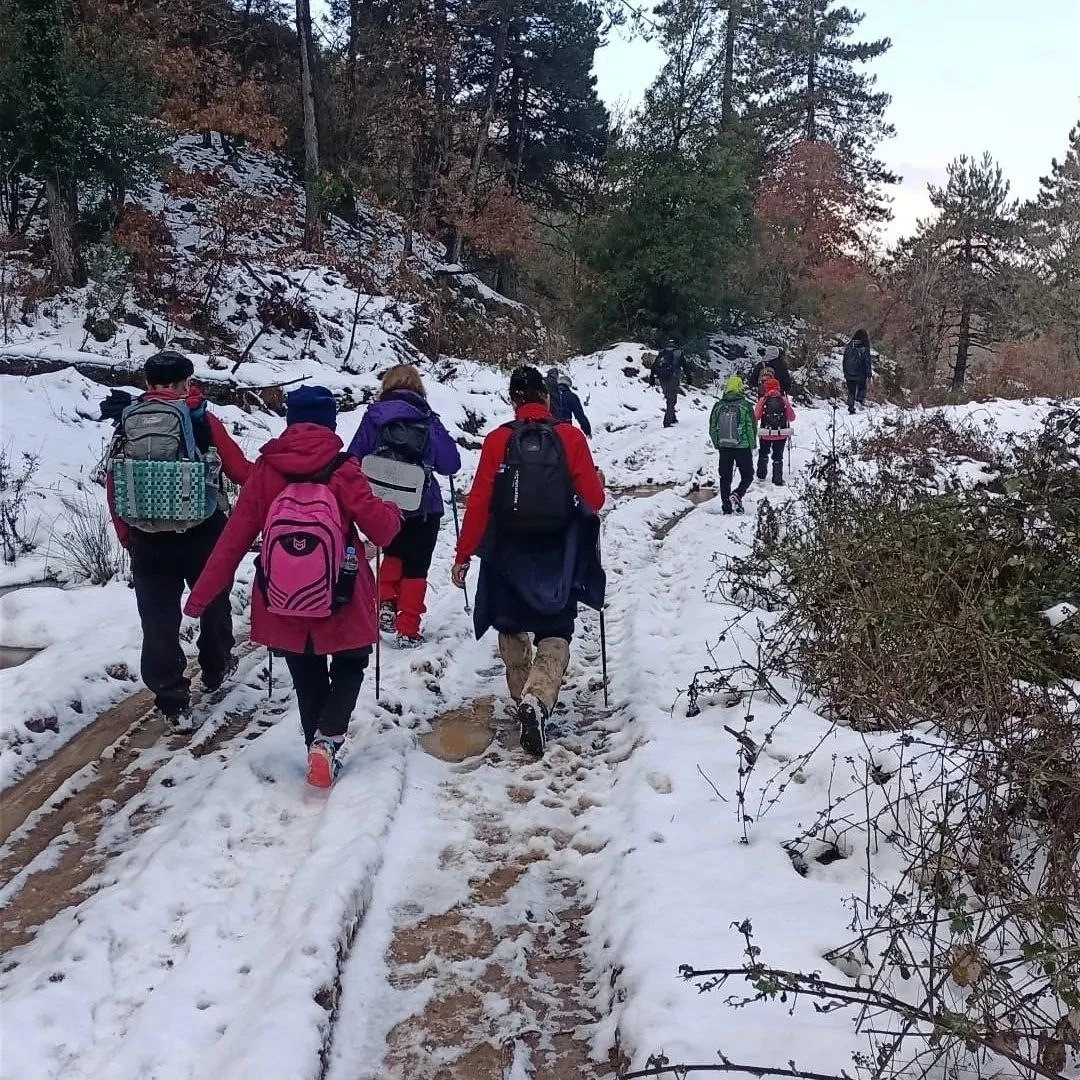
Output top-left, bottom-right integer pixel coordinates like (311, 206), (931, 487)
(260, 478), (345, 619)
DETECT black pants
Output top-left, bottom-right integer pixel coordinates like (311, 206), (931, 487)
(717, 449), (754, 507)
(283, 648), (371, 745)
(384, 513), (441, 577)
(130, 512), (233, 715)
(846, 380), (867, 412)
(660, 377), (680, 426)
(757, 439), (786, 482)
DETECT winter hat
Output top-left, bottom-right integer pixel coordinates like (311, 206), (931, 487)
(557, 371), (573, 388)
(763, 377), (782, 395)
(286, 385), (337, 430)
(509, 365), (546, 402)
(724, 374), (745, 395)
(762, 345), (781, 362)
(144, 350), (195, 386)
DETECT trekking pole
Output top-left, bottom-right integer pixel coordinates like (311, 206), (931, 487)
(374, 547), (382, 700)
(448, 474), (471, 614)
(599, 608), (610, 708)
(267, 649), (273, 702)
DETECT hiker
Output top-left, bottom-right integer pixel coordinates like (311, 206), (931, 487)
(104, 350), (252, 730)
(184, 386), (401, 788)
(754, 376), (796, 486)
(450, 366), (606, 757)
(748, 345), (793, 396)
(709, 375), (757, 515)
(842, 329), (874, 413)
(347, 364), (461, 647)
(650, 338), (684, 427)
(545, 368), (592, 438)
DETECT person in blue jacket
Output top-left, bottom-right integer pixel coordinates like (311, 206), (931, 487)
(545, 369), (592, 438)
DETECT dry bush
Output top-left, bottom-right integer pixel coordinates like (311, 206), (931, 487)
(0, 449), (41, 563)
(971, 338), (1080, 400)
(53, 494), (127, 585)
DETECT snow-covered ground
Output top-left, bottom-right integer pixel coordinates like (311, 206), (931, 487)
(0, 338), (1064, 1079)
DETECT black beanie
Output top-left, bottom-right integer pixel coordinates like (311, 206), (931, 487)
(144, 350), (195, 386)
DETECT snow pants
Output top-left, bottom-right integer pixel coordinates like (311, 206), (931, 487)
(380, 513), (441, 637)
(498, 633), (571, 714)
(757, 439), (786, 483)
(283, 647), (371, 746)
(846, 380), (867, 412)
(717, 448), (754, 508)
(660, 377), (680, 426)
(130, 511), (233, 715)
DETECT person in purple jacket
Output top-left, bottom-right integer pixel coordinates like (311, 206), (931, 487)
(348, 364), (462, 646)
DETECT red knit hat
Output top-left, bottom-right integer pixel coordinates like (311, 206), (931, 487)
(763, 377), (782, 395)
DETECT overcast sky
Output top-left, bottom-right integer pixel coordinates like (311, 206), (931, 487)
(594, 0), (1080, 243)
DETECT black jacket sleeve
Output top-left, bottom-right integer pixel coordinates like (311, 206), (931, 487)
(570, 392), (591, 438)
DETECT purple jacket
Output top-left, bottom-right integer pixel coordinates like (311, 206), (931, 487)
(348, 390), (462, 517)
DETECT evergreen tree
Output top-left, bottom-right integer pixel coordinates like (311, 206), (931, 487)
(0, 1), (162, 285)
(925, 153), (1017, 390)
(754, 0), (895, 217)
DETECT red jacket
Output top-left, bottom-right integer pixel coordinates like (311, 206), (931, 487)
(107, 388), (252, 548)
(455, 404), (606, 563)
(754, 393), (797, 442)
(184, 424), (402, 655)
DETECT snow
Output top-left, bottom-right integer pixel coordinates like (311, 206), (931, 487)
(2, 310), (1075, 1077)
(1042, 602), (1077, 628)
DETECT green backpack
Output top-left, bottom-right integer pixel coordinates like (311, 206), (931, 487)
(109, 398), (221, 533)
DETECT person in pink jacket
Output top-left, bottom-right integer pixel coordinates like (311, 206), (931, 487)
(753, 376), (796, 486)
(185, 386), (401, 787)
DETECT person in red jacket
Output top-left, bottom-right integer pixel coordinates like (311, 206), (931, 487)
(104, 351), (252, 728)
(185, 386), (401, 787)
(753, 376), (797, 486)
(451, 366), (606, 756)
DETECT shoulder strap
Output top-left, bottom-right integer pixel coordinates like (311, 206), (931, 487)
(285, 452), (349, 485)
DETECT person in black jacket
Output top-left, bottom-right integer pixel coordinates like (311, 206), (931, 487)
(842, 329), (874, 413)
(650, 339), (684, 427)
(545, 369), (592, 437)
(748, 345), (793, 396)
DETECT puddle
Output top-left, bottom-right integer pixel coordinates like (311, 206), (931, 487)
(420, 698), (495, 762)
(0, 646), (42, 670)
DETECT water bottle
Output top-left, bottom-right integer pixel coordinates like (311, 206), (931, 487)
(334, 546), (359, 610)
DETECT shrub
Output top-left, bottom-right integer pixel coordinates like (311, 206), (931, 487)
(53, 494), (127, 584)
(0, 448), (41, 563)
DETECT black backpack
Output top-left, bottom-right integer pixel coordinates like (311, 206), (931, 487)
(492, 420), (575, 534)
(655, 348), (680, 380)
(376, 417), (430, 465)
(762, 395), (788, 431)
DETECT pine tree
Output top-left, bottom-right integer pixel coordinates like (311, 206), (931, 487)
(755, 0), (895, 217)
(926, 153), (1017, 390)
(295, 0), (324, 251)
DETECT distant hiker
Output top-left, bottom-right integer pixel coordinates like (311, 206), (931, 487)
(347, 364), (461, 647)
(842, 329), (874, 414)
(709, 375), (757, 515)
(450, 366), (606, 757)
(754, 376), (796, 486)
(545, 368), (592, 438)
(185, 386), (401, 788)
(105, 350), (251, 730)
(650, 338), (684, 427)
(749, 345), (793, 396)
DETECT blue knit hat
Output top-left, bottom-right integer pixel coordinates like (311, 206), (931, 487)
(286, 385), (337, 430)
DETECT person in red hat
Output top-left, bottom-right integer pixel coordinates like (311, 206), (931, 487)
(753, 376), (796, 485)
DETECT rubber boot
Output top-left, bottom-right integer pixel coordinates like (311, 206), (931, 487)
(756, 450), (769, 481)
(498, 633), (533, 703)
(395, 578), (428, 640)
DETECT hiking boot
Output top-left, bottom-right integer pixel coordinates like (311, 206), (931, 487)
(161, 705), (197, 734)
(306, 736), (343, 789)
(772, 476), (785, 487)
(731, 492), (745, 514)
(201, 654), (238, 694)
(517, 695), (548, 758)
(379, 601), (397, 634)
(721, 502), (733, 515)
(395, 632), (424, 650)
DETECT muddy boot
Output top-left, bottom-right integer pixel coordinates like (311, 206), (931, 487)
(498, 633), (533, 704)
(518, 638), (570, 756)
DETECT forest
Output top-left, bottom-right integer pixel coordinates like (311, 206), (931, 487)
(1, 0), (1078, 394)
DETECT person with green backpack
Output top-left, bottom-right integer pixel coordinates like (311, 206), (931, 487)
(708, 374), (757, 515)
(104, 351), (252, 730)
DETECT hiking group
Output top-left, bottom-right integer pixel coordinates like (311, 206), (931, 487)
(102, 350), (605, 787)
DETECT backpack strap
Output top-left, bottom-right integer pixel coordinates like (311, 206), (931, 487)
(285, 451), (349, 485)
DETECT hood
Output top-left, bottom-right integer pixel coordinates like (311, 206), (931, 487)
(259, 423), (344, 477)
(721, 391), (746, 402)
(365, 391), (432, 424)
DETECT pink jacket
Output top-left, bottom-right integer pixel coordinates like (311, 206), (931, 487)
(185, 423), (401, 655)
(754, 394), (796, 442)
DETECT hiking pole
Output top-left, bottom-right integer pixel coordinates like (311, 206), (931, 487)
(267, 649), (273, 702)
(599, 608), (610, 708)
(448, 474), (471, 614)
(374, 547), (382, 700)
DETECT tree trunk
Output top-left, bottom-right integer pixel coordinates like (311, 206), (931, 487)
(295, 0), (324, 252)
(804, 0), (817, 141)
(346, 0), (361, 85)
(45, 176), (85, 287)
(953, 297), (972, 390)
(449, 6), (511, 266)
(721, 0), (739, 129)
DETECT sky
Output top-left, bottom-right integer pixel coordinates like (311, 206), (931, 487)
(593, 0), (1080, 244)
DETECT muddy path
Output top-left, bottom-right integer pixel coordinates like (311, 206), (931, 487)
(0, 647), (268, 953)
